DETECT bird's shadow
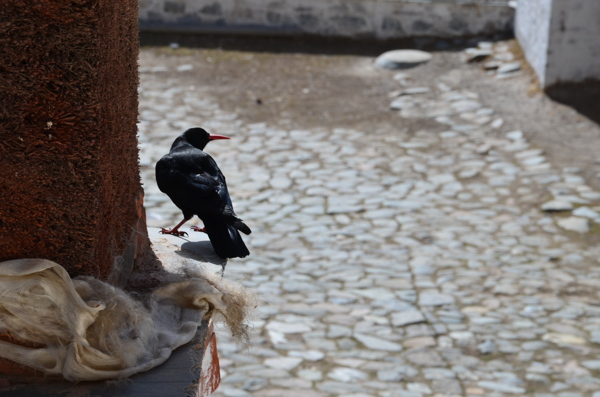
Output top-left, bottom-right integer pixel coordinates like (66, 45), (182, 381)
(176, 240), (228, 271)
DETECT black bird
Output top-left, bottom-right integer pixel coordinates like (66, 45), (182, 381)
(156, 127), (251, 258)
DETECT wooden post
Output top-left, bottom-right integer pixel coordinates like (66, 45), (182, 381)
(0, 0), (151, 280)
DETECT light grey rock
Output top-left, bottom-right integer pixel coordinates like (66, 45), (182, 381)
(522, 341), (548, 351)
(377, 368), (406, 382)
(264, 357), (303, 370)
(522, 156), (546, 165)
(506, 130), (524, 140)
(242, 378), (268, 391)
(423, 368), (456, 379)
(573, 206), (600, 218)
(327, 367), (368, 382)
(391, 309), (426, 327)
(478, 339), (496, 354)
(407, 382), (432, 394)
(405, 349), (445, 367)
(401, 87), (431, 95)
(353, 333), (402, 351)
(478, 381), (525, 394)
(317, 381), (367, 394)
(466, 48), (492, 63)
(582, 360), (600, 370)
(497, 61), (521, 74)
(289, 350), (325, 361)
(419, 292), (455, 306)
(484, 61), (501, 70)
(375, 50), (432, 70)
(176, 64), (194, 72)
(266, 321), (312, 334)
(541, 200), (574, 212)
(542, 332), (586, 345)
(557, 217), (589, 233)
(298, 369), (323, 381)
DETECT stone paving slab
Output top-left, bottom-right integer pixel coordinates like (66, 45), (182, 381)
(138, 44), (600, 397)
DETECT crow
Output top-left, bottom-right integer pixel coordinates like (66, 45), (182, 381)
(155, 127), (251, 258)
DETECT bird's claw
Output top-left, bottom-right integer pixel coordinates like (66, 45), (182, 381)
(160, 228), (188, 237)
(192, 226), (207, 233)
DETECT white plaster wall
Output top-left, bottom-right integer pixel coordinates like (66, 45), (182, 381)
(139, 0), (514, 39)
(514, 0), (552, 86)
(546, 0), (600, 85)
(516, 0), (600, 87)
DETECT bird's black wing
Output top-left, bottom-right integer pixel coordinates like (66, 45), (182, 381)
(160, 149), (234, 214)
(199, 156), (251, 235)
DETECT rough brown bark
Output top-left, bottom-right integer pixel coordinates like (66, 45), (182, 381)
(0, 0), (149, 280)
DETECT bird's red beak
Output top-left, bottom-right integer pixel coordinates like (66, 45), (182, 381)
(208, 134), (231, 141)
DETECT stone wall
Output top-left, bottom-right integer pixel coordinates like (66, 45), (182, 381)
(139, 0), (514, 39)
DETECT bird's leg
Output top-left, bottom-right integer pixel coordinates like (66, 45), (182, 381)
(160, 218), (189, 237)
(192, 225), (207, 233)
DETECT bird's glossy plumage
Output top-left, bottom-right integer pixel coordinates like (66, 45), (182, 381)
(156, 128), (250, 258)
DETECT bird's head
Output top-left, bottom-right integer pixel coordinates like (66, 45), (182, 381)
(183, 127), (231, 150)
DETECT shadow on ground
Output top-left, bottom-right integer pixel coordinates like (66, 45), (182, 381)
(140, 31), (511, 56)
(547, 80), (600, 126)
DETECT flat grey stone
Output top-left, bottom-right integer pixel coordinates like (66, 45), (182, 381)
(465, 48), (492, 63)
(264, 357), (303, 370)
(557, 217), (589, 233)
(401, 87), (431, 95)
(391, 309), (425, 327)
(405, 349), (445, 367)
(327, 367), (368, 382)
(374, 50), (432, 70)
(419, 292), (455, 306)
(541, 200), (574, 212)
(497, 61), (521, 74)
(542, 332), (586, 345)
(298, 369), (323, 381)
(484, 61), (501, 70)
(407, 382), (432, 394)
(242, 378), (268, 391)
(423, 368), (456, 379)
(377, 368), (406, 382)
(582, 360), (600, 370)
(478, 381), (525, 394)
(353, 333), (402, 351)
(176, 64), (193, 72)
(477, 339), (496, 354)
(573, 206), (600, 218)
(317, 381), (366, 394)
(506, 130), (524, 140)
(522, 341), (547, 351)
(522, 156), (546, 165)
(289, 350), (325, 361)
(266, 321), (312, 334)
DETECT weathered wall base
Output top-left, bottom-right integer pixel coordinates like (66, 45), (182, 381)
(140, 0), (514, 39)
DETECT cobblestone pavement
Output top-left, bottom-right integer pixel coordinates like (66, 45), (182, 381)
(138, 45), (600, 397)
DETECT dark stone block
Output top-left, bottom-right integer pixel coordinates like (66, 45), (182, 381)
(200, 3), (222, 16)
(330, 15), (367, 31)
(382, 17), (405, 34)
(297, 13), (319, 29)
(412, 20), (433, 32)
(164, 1), (185, 14)
(449, 17), (468, 31)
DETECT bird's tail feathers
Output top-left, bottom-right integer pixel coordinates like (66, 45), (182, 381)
(233, 220), (251, 235)
(205, 218), (250, 258)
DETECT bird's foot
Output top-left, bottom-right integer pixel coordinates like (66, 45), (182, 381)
(160, 228), (188, 237)
(192, 226), (207, 233)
